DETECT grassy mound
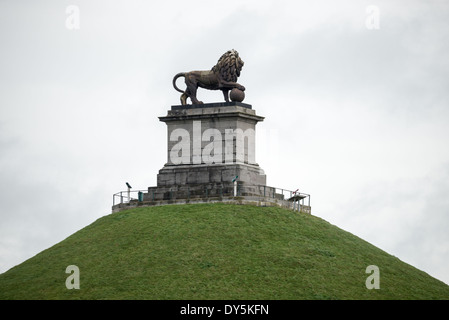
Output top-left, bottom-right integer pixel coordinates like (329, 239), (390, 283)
(1, 203), (448, 299)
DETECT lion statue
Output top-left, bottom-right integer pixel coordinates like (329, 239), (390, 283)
(172, 49), (245, 105)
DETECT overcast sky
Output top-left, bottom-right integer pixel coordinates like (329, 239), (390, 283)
(1, 0), (449, 287)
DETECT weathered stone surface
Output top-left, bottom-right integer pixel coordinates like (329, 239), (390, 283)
(157, 163), (266, 187)
(147, 102), (268, 202)
(160, 102), (264, 167)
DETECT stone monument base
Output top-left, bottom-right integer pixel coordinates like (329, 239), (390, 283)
(157, 163), (266, 187)
(149, 162), (266, 201)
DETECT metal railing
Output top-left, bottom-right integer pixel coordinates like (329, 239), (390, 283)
(112, 190), (146, 206)
(113, 184), (311, 212)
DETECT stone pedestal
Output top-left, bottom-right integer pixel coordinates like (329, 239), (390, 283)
(156, 102), (266, 191)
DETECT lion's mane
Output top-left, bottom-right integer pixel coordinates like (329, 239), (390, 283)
(211, 49), (244, 83)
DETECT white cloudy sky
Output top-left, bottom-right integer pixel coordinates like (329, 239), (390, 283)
(1, 0), (449, 287)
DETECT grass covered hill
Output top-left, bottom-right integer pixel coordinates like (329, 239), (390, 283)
(1, 203), (448, 300)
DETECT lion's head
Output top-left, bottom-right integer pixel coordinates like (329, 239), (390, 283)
(211, 49), (244, 83)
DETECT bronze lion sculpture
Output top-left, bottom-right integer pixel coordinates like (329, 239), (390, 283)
(173, 49), (245, 105)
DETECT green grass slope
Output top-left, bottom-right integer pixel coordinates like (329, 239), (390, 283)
(1, 203), (448, 300)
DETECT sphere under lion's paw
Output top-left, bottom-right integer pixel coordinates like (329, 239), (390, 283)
(230, 88), (245, 102)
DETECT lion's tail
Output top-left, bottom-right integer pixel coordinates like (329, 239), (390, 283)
(173, 73), (186, 93)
